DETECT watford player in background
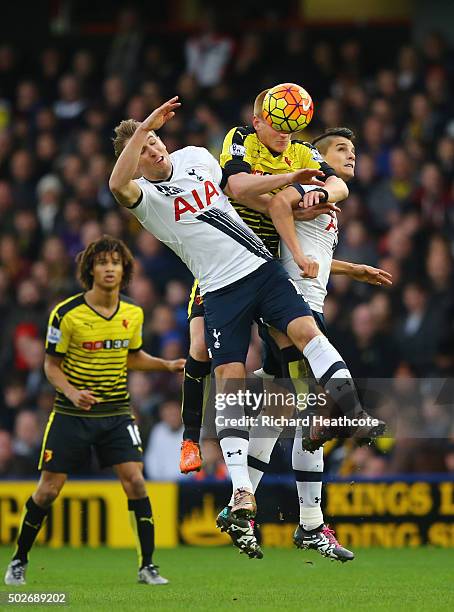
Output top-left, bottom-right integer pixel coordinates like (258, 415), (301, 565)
(4, 236), (185, 587)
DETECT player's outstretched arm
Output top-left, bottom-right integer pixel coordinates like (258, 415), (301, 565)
(44, 355), (98, 410)
(268, 187), (319, 279)
(109, 96), (181, 207)
(225, 168), (324, 202)
(331, 260), (393, 286)
(127, 350), (186, 372)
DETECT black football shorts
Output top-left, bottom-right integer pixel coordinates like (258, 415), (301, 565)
(38, 412), (143, 473)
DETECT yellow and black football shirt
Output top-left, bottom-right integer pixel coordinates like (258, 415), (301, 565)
(220, 126), (337, 257)
(45, 293), (144, 417)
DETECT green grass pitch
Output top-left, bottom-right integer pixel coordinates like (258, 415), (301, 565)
(1, 546), (453, 611)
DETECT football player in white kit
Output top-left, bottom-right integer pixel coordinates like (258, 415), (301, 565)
(246, 128), (392, 561)
(109, 98), (384, 559)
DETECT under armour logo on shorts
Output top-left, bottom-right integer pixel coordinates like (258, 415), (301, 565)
(227, 450), (242, 457)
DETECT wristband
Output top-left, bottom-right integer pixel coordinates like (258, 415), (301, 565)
(312, 187), (329, 202)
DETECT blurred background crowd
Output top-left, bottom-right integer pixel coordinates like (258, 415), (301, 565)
(0, 3), (453, 480)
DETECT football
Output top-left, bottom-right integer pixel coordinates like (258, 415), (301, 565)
(262, 83), (314, 133)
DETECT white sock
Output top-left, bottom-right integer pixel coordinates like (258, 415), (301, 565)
(220, 437), (252, 492)
(248, 423), (282, 491)
(227, 422), (282, 506)
(303, 335), (349, 380)
(293, 426), (324, 530)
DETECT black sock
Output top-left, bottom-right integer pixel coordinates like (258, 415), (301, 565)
(13, 496), (49, 564)
(128, 497), (154, 569)
(182, 356), (211, 443)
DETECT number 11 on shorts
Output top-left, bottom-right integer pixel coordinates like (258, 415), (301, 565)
(127, 424), (142, 446)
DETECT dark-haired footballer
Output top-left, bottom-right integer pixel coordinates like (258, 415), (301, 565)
(4, 236), (185, 587)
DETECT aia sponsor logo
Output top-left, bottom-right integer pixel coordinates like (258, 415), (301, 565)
(173, 180), (220, 221)
(82, 339), (130, 351)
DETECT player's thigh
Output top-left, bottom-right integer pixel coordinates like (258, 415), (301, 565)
(203, 283), (255, 369)
(257, 322), (285, 377)
(189, 315), (209, 361)
(268, 326), (292, 350)
(38, 412), (91, 474)
(257, 261), (313, 335)
(94, 415), (144, 469)
(187, 280), (205, 323)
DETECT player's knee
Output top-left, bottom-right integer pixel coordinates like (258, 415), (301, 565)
(215, 362), (245, 379)
(123, 471), (146, 498)
(287, 318), (320, 350)
(34, 481), (62, 507)
(190, 335), (209, 361)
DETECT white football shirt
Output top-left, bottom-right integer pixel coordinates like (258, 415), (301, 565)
(280, 185), (338, 313)
(130, 146), (272, 294)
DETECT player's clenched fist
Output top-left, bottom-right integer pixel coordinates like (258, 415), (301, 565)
(294, 254), (319, 279)
(166, 358), (186, 372)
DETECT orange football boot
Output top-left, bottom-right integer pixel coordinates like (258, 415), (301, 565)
(180, 440), (202, 473)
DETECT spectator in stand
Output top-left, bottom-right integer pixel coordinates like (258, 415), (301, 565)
(0, 377), (28, 432)
(341, 303), (398, 378)
(414, 162), (450, 228)
(185, 13), (234, 89)
(0, 430), (14, 477)
(144, 400), (183, 481)
(128, 274), (158, 319)
(395, 281), (444, 376)
(335, 220), (378, 268)
(364, 148), (415, 231)
(9, 149), (37, 208)
(53, 74), (86, 136)
(105, 7), (144, 90)
(35, 174), (62, 235)
(11, 411), (42, 476)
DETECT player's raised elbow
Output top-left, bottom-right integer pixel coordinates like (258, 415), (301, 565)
(108, 176), (125, 197)
(109, 179), (141, 208)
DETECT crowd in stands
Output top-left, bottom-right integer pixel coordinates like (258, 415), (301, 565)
(0, 8), (453, 479)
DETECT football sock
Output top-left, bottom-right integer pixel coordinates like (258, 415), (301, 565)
(293, 427), (324, 530)
(227, 422), (282, 506)
(219, 437), (252, 492)
(181, 356), (211, 442)
(13, 496), (49, 564)
(248, 421), (282, 492)
(303, 335), (363, 421)
(128, 497), (154, 569)
(280, 346), (308, 396)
